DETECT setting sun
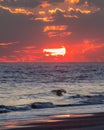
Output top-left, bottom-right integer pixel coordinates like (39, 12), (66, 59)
(43, 47), (66, 56)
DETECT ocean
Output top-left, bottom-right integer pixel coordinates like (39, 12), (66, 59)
(0, 62), (104, 123)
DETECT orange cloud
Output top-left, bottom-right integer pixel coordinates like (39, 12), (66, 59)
(64, 14), (78, 18)
(0, 42), (17, 46)
(48, 31), (72, 38)
(0, 55), (24, 62)
(65, 0), (79, 4)
(43, 25), (69, 38)
(0, 0), (100, 21)
(35, 16), (54, 22)
(38, 11), (46, 15)
(65, 41), (104, 62)
(0, 5), (33, 15)
(15, 45), (36, 54)
(40, 2), (51, 8)
(68, 7), (91, 14)
(0, 42), (103, 62)
(13, 45), (42, 62)
(76, 8), (91, 14)
(0, 5), (11, 12)
(48, 8), (65, 14)
(43, 25), (68, 32)
(0, 43), (12, 46)
(82, 40), (104, 53)
(73, 42), (104, 55)
(25, 46), (36, 49)
(14, 8), (33, 15)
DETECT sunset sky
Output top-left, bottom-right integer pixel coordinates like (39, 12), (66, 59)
(0, 0), (104, 62)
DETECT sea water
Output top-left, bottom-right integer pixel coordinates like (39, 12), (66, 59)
(0, 62), (104, 122)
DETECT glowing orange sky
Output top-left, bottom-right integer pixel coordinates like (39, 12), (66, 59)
(0, 0), (104, 62)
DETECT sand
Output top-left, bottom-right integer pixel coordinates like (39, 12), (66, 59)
(1, 112), (104, 130)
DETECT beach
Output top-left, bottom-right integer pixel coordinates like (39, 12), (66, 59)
(1, 112), (104, 130)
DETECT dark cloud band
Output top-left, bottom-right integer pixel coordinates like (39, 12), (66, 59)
(0, 0), (41, 8)
(78, 0), (104, 8)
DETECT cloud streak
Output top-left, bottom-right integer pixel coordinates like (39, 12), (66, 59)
(0, 0), (104, 62)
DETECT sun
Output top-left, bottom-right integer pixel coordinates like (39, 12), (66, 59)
(43, 46), (66, 56)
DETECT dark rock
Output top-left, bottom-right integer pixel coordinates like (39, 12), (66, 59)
(0, 105), (6, 108)
(51, 89), (66, 96)
(31, 102), (55, 109)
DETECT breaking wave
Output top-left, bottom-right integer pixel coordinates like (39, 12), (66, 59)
(0, 93), (104, 114)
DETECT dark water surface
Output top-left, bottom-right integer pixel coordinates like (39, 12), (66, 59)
(0, 62), (104, 122)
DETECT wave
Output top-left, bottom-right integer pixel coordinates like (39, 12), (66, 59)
(69, 93), (104, 105)
(0, 93), (104, 114)
(0, 104), (31, 113)
(0, 102), (56, 114)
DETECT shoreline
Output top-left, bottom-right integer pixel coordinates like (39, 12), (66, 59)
(1, 112), (104, 130)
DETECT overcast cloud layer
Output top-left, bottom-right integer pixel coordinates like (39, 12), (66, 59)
(0, 0), (104, 62)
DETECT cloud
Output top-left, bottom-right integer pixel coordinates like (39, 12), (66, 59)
(84, 44), (104, 62)
(40, 2), (51, 8)
(47, 31), (72, 38)
(65, 0), (79, 4)
(0, 7), (44, 42)
(69, 8), (91, 14)
(43, 25), (71, 38)
(49, 8), (65, 14)
(0, 6), (49, 60)
(74, 10), (104, 42)
(0, 5), (33, 15)
(77, 0), (104, 10)
(48, 0), (64, 4)
(14, 45), (37, 62)
(52, 5), (104, 43)
(0, 41), (18, 46)
(0, 0), (104, 62)
(43, 25), (68, 32)
(34, 16), (54, 22)
(65, 41), (104, 62)
(0, 0), (41, 8)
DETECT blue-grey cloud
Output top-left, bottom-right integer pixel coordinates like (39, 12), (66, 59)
(0, 0), (41, 8)
(0, 0), (104, 61)
(78, 0), (104, 8)
(44, 8), (103, 48)
(48, 0), (64, 3)
(0, 7), (49, 57)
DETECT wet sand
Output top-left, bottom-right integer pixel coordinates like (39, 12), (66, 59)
(1, 112), (104, 130)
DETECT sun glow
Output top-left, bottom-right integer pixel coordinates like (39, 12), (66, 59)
(43, 47), (66, 56)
